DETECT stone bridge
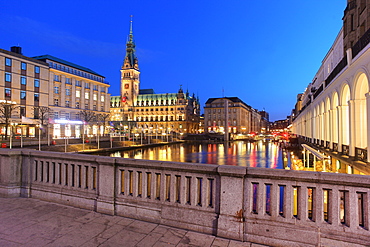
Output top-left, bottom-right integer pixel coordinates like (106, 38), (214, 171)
(0, 149), (369, 246)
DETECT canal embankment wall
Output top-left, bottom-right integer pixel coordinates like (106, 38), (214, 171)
(0, 149), (369, 246)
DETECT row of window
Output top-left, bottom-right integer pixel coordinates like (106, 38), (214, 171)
(208, 109), (238, 113)
(49, 62), (104, 83)
(5, 88), (39, 101)
(135, 116), (183, 121)
(53, 75), (105, 92)
(4, 72), (40, 87)
(136, 99), (182, 106)
(53, 99), (104, 111)
(53, 87), (105, 101)
(5, 58), (40, 73)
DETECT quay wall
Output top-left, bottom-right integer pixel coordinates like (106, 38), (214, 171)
(1, 149), (370, 246)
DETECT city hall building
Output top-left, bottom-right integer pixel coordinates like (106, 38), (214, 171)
(110, 20), (201, 136)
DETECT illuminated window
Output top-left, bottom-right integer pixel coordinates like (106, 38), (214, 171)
(76, 90), (80, 98)
(85, 92), (89, 99)
(101, 95), (105, 102)
(93, 93), (97, 101)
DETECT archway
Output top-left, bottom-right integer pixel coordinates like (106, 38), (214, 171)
(340, 84), (350, 146)
(353, 73), (369, 149)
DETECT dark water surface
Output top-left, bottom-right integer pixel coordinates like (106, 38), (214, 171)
(107, 140), (287, 168)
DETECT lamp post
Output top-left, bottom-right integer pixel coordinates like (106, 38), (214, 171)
(9, 123), (13, 149)
(38, 124), (41, 151)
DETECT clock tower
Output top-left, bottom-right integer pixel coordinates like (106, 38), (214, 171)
(120, 17), (140, 120)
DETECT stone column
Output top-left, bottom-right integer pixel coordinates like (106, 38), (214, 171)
(348, 100), (356, 157)
(95, 156), (116, 215)
(337, 106), (343, 152)
(217, 166), (247, 241)
(0, 150), (23, 197)
(366, 93), (370, 162)
(329, 109), (333, 149)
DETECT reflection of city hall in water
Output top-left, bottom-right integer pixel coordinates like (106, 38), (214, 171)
(110, 20), (201, 135)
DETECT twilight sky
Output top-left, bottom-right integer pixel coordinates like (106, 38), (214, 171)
(1, 1), (345, 121)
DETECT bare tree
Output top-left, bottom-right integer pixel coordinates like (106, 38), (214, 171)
(96, 113), (110, 136)
(0, 102), (19, 140)
(79, 110), (96, 139)
(33, 106), (50, 126)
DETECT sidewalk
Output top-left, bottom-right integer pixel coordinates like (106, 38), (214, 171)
(0, 198), (265, 247)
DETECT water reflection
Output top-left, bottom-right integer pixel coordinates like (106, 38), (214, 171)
(109, 140), (285, 168)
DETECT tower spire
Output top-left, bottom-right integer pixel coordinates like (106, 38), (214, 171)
(123, 15), (138, 70)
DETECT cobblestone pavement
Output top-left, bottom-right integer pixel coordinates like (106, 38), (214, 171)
(0, 198), (267, 247)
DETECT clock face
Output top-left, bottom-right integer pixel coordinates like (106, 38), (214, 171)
(125, 84), (129, 89)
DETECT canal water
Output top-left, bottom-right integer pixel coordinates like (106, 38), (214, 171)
(107, 140), (290, 168)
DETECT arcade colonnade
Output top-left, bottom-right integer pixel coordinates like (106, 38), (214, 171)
(292, 50), (370, 163)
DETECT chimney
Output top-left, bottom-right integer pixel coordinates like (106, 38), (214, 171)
(10, 46), (22, 55)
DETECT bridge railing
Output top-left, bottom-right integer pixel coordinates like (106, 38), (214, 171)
(1, 149), (370, 246)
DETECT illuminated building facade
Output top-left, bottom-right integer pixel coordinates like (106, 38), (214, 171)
(204, 97), (262, 134)
(0, 47), (50, 137)
(33, 55), (110, 138)
(110, 19), (201, 135)
(291, 1), (370, 165)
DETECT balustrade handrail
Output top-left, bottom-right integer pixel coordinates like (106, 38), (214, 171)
(1, 149), (370, 246)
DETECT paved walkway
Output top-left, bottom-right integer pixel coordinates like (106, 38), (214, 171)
(0, 198), (266, 247)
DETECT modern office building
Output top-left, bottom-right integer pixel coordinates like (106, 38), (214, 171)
(204, 97), (262, 134)
(33, 55), (110, 138)
(0, 47), (50, 138)
(110, 19), (201, 136)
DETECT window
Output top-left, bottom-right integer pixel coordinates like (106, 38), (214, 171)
(85, 104), (88, 109)
(21, 62), (27, 70)
(101, 87), (105, 93)
(93, 93), (97, 101)
(20, 107), (26, 117)
(5, 58), (11, 66)
(21, 76), (26, 85)
(76, 80), (81, 87)
(54, 75), (60, 81)
(65, 112), (70, 119)
(5, 88), (11, 98)
(85, 82), (90, 89)
(65, 100), (70, 107)
(34, 93), (39, 101)
(76, 90), (81, 98)
(5, 72), (11, 82)
(93, 105), (97, 111)
(34, 79), (40, 88)
(66, 88), (71, 96)
(54, 86), (59, 94)
(76, 102), (80, 109)
(35, 66), (40, 74)
(85, 92), (89, 99)
(54, 112), (59, 119)
(65, 78), (71, 84)
(101, 106), (104, 111)
(101, 95), (105, 102)
(93, 85), (98, 91)
(20, 91), (26, 100)
(54, 98), (59, 106)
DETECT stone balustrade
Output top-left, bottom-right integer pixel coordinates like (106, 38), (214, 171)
(1, 149), (369, 246)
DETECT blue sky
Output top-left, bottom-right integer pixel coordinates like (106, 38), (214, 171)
(1, 1), (345, 121)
